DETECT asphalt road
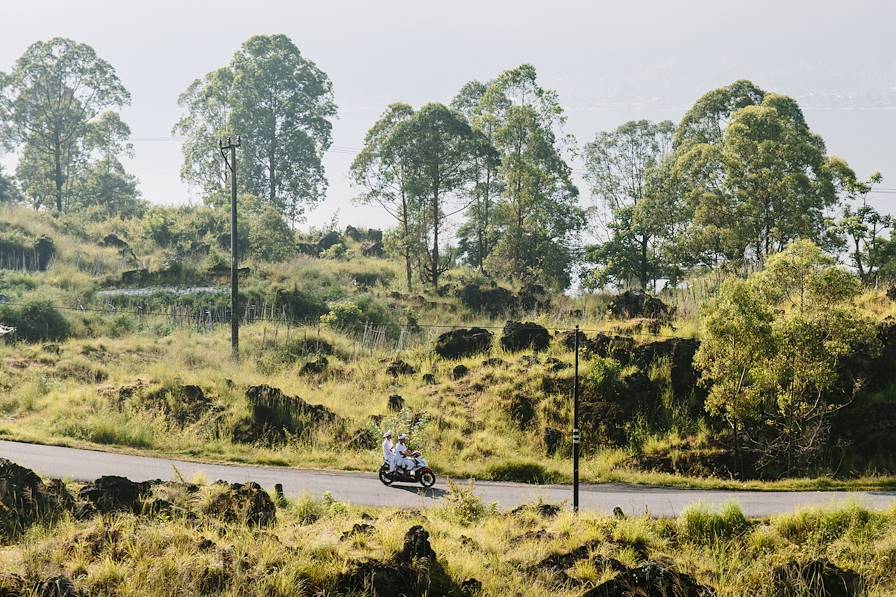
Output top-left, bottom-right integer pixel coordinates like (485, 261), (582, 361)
(2, 440), (893, 518)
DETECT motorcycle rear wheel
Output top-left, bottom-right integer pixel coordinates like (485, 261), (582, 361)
(378, 466), (394, 486)
(419, 471), (436, 488)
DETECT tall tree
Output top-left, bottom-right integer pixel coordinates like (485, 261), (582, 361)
(830, 165), (890, 284)
(350, 103), (419, 291)
(451, 80), (502, 271)
(583, 119), (676, 290)
(383, 103), (476, 289)
(174, 34), (336, 224)
(672, 82), (847, 268)
(481, 65), (583, 289)
(0, 38), (131, 213)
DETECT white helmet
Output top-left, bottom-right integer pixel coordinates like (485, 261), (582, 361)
(383, 430), (393, 438)
(398, 434), (409, 441)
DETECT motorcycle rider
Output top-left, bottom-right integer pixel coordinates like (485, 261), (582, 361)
(383, 431), (396, 472)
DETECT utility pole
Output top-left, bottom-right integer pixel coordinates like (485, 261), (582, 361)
(219, 136), (241, 359)
(573, 324), (580, 513)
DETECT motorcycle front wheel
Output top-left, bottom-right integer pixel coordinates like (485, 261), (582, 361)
(419, 470), (436, 488)
(378, 465), (394, 486)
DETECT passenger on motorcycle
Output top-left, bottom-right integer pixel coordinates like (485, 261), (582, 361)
(382, 431), (396, 472)
(395, 433), (414, 471)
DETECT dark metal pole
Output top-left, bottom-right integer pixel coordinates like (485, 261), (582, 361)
(220, 136), (241, 359)
(573, 324), (580, 513)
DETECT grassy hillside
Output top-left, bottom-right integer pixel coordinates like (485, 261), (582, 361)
(3, 204), (896, 490)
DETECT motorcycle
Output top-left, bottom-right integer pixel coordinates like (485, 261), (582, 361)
(378, 451), (436, 488)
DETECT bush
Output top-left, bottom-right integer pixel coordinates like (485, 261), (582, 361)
(441, 480), (490, 525)
(320, 295), (393, 333)
(677, 502), (750, 544)
(0, 297), (70, 342)
(483, 460), (560, 484)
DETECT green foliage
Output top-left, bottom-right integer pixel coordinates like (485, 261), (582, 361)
(174, 34), (336, 223)
(583, 120), (678, 290)
(320, 295), (392, 333)
(441, 480), (490, 525)
(0, 37), (135, 214)
(677, 502), (750, 544)
(0, 296), (70, 342)
(483, 459), (560, 483)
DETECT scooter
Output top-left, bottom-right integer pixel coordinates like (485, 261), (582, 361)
(378, 451), (436, 488)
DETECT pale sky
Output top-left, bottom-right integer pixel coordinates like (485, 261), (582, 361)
(2, 0), (895, 229)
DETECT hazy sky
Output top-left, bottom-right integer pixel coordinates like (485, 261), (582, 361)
(2, 0), (895, 228)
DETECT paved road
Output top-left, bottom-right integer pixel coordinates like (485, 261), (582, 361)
(2, 440), (893, 518)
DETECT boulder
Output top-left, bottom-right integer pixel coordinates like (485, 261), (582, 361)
(771, 558), (862, 597)
(317, 230), (342, 252)
(434, 328), (493, 360)
(459, 284), (517, 317)
(386, 360), (417, 377)
(344, 225), (365, 242)
(296, 241), (319, 256)
(451, 364), (469, 381)
(299, 356), (328, 376)
(368, 229), (384, 243)
(518, 283), (550, 312)
(99, 233), (138, 263)
(205, 481), (276, 527)
(461, 578), (482, 595)
(78, 475), (157, 515)
(388, 394), (405, 412)
(336, 525), (456, 597)
(583, 562), (716, 596)
(362, 241), (384, 257)
(559, 329), (587, 351)
(500, 321), (550, 352)
(233, 385), (338, 445)
(0, 459), (73, 539)
(138, 383), (216, 427)
(34, 576), (80, 597)
(544, 427), (563, 456)
(34, 237), (55, 271)
(508, 395), (536, 429)
(422, 373), (437, 385)
(607, 290), (673, 320)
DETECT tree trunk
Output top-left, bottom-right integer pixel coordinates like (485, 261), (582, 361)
(639, 235), (649, 290)
(431, 181), (440, 290)
(54, 141), (63, 213)
(401, 191), (412, 292)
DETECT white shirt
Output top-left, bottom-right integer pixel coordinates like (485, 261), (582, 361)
(382, 438), (394, 460)
(396, 441), (410, 458)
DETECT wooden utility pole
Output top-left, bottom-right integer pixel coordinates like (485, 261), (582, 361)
(219, 136), (241, 359)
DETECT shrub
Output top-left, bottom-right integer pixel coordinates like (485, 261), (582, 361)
(483, 460), (560, 484)
(677, 502), (750, 544)
(320, 295), (393, 333)
(0, 296), (70, 342)
(319, 243), (346, 260)
(441, 480), (490, 525)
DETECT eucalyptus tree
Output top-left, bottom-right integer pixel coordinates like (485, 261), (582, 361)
(350, 103), (419, 291)
(583, 119), (676, 290)
(174, 34), (336, 224)
(451, 80), (502, 270)
(481, 64), (583, 289)
(383, 103), (477, 290)
(672, 81), (851, 268)
(0, 37), (131, 213)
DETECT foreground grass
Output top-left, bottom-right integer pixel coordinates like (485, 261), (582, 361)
(2, 324), (896, 493)
(3, 480), (896, 596)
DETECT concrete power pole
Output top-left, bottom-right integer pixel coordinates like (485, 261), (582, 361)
(219, 136), (241, 359)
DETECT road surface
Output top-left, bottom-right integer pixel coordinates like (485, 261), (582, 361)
(2, 440), (893, 518)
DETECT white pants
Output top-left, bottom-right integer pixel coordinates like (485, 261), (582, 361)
(397, 456), (414, 471)
(388, 454), (398, 472)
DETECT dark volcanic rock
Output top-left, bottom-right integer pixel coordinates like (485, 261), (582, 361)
(317, 230), (342, 252)
(387, 359), (417, 377)
(583, 561), (715, 596)
(500, 321), (550, 353)
(388, 394), (405, 412)
(299, 356), (328, 376)
(234, 385), (338, 445)
(559, 329), (587, 351)
(607, 290), (673, 320)
(34, 576), (79, 597)
(508, 395), (536, 429)
(78, 475), (157, 515)
(460, 284), (517, 317)
(0, 459), (72, 538)
(336, 525), (456, 597)
(543, 427), (563, 456)
(341, 522), (376, 540)
(205, 481), (276, 527)
(461, 578), (482, 595)
(771, 558), (862, 597)
(422, 373), (437, 385)
(434, 328), (493, 360)
(34, 237), (55, 271)
(451, 364), (470, 380)
(362, 240), (384, 257)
